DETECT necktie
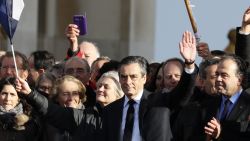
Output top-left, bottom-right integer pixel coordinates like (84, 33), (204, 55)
(220, 99), (231, 121)
(123, 100), (135, 141)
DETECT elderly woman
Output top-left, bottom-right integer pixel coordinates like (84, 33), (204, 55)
(15, 71), (123, 141)
(96, 71), (123, 107)
(51, 75), (86, 109)
(41, 75), (86, 141)
(0, 77), (39, 141)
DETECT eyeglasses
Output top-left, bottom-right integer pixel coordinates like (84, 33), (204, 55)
(37, 85), (52, 92)
(65, 68), (86, 75)
(61, 91), (80, 97)
(1, 65), (23, 71)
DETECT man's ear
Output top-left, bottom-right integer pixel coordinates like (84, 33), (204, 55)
(237, 74), (244, 86)
(38, 69), (45, 74)
(22, 70), (29, 80)
(196, 76), (205, 91)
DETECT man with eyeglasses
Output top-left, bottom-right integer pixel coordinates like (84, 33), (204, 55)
(0, 51), (29, 80)
(64, 56), (95, 107)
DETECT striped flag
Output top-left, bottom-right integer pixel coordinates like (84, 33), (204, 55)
(0, 0), (24, 41)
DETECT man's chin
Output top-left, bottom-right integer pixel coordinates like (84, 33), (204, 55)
(217, 89), (225, 95)
(124, 91), (135, 97)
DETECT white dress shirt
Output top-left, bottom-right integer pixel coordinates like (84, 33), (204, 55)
(120, 90), (143, 141)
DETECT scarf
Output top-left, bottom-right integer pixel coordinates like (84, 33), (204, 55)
(0, 103), (24, 129)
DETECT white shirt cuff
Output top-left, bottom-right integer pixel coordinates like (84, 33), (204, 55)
(239, 29), (250, 35)
(185, 67), (195, 74)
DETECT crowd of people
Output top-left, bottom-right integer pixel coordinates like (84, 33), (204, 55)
(0, 6), (250, 141)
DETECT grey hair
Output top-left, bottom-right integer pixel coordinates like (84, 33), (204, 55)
(97, 71), (124, 98)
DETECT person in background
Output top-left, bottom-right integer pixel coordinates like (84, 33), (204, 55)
(35, 72), (56, 98)
(28, 50), (55, 88)
(162, 58), (184, 93)
(144, 62), (161, 92)
(155, 63), (164, 92)
(90, 56), (111, 89)
(0, 51), (29, 80)
(48, 62), (65, 79)
(64, 56), (95, 108)
(97, 60), (120, 81)
(224, 28), (236, 54)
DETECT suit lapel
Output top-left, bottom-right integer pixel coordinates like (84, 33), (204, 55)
(139, 90), (150, 134)
(202, 96), (221, 122)
(227, 92), (247, 121)
(112, 97), (125, 140)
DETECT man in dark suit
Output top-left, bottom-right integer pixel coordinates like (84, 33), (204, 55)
(173, 8), (250, 141)
(102, 56), (172, 141)
(102, 31), (197, 141)
(203, 54), (250, 141)
(203, 7), (250, 140)
(172, 58), (221, 141)
(173, 54), (250, 141)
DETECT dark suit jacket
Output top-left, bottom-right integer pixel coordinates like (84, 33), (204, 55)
(102, 90), (172, 141)
(219, 91), (250, 141)
(173, 90), (250, 141)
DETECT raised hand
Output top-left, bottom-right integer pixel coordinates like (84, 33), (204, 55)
(15, 77), (32, 95)
(241, 7), (250, 33)
(179, 31), (197, 63)
(65, 24), (80, 51)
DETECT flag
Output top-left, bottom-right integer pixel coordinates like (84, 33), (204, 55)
(0, 0), (25, 78)
(0, 0), (24, 41)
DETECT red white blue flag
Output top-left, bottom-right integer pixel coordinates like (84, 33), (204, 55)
(0, 0), (24, 42)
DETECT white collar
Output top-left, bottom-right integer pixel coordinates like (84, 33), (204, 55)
(124, 90), (144, 107)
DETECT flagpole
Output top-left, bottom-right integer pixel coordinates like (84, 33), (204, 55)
(184, 0), (200, 43)
(9, 40), (19, 78)
(6, 0), (19, 78)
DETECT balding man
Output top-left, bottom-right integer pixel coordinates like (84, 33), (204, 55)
(64, 56), (96, 107)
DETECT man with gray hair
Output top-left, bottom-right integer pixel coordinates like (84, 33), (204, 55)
(64, 56), (96, 107)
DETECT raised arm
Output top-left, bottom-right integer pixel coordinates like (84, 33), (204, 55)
(179, 31), (197, 69)
(149, 31), (198, 109)
(15, 77), (83, 132)
(240, 7), (250, 33)
(235, 7), (250, 87)
(65, 24), (80, 52)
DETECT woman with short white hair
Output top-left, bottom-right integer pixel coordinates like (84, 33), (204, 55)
(96, 71), (124, 107)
